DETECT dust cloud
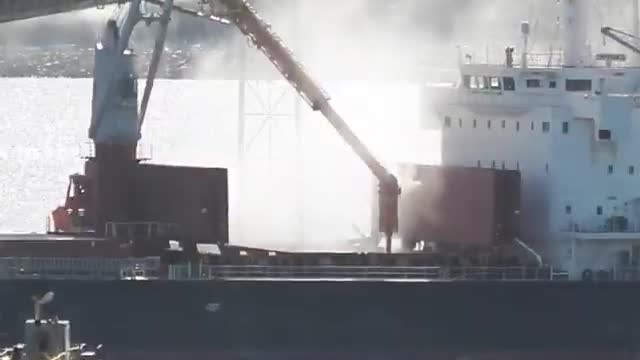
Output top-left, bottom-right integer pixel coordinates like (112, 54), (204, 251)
(217, 0), (639, 251)
(209, 0), (545, 251)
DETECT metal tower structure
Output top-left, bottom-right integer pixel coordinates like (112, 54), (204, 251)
(235, 0), (304, 246)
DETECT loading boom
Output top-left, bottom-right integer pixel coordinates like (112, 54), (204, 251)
(214, 0), (401, 252)
(0, 0), (120, 23)
(601, 26), (640, 55)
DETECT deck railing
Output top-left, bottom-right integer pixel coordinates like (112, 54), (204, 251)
(168, 264), (567, 281)
(78, 141), (152, 161)
(104, 221), (180, 240)
(0, 257), (161, 280)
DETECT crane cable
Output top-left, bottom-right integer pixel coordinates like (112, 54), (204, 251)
(137, 0), (173, 131)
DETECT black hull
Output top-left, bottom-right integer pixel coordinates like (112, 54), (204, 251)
(1, 280), (639, 359)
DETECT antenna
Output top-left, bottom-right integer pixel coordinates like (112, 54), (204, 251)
(32, 292), (55, 321)
(633, 0), (640, 66)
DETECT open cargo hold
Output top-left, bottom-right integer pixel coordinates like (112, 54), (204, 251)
(398, 164), (520, 248)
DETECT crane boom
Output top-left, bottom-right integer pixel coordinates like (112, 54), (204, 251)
(0, 0), (120, 24)
(601, 26), (640, 55)
(216, 0), (401, 252)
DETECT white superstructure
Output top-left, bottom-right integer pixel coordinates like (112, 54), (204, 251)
(423, 0), (640, 279)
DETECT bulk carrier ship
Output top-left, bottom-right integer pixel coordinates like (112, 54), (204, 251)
(3, 0), (640, 359)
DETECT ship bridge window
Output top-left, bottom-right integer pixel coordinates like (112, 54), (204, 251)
(599, 129), (611, 140)
(562, 122), (569, 134)
(490, 77), (501, 90)
(503, 77), (516, 91)
(566, 79), (592, 92)
(630, 166), (635, 175)
(608, 165), (614, 174)
(477, 76), (487, 89)
(526, 79), (541, 88)
(463, 75), (471, 89)
(444, 116), (452, 128)
(542, 122), (550, 133)
(550, 80), (557, 88)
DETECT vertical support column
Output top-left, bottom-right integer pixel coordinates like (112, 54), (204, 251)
(633, 0), (640, 66)
(236, 36), (247, 244)
(234, 1), (303, 248)
(292, 0), (305, 245)
(562, 0), (589, 66)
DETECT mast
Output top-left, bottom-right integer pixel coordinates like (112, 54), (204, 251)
(562, 0), (590, 66)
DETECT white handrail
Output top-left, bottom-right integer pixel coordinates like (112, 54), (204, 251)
(169, 264), (557, 281)
(0, 257), (161, 280)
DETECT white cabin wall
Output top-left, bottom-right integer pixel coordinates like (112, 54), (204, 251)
(549, 112), (599, 252)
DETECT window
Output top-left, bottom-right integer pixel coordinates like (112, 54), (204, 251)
(597, 206), (603, 215)
(501, 120), (506, 128)
(516, 122), (520, 131)
(630, 166), (635, 175)
(599, 129), (611, 140)
(562, 122), (569, 134)
(487, 120), (492, 129)
(565, 205), (572, 215)
(545, 163), (549, 173)
(458, 118), (463, 128)
(566, 79), (592, 92)
(549, 80), (557, 88)
(473, 119), (477, 128)
(503, 77), (516, 91)
(542, 122), (550, 133)
(444, 116), (452, 128)
(491, 160), (496, 169)
(490, 77), (501, 90)
(608, 165), (614, 174)
(477, 76), (486, 89)
(526, 79), (541, 88)
(531, 121), (535, 131)
(463, 75), (471, 89)
(470, 76), (478, 89)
